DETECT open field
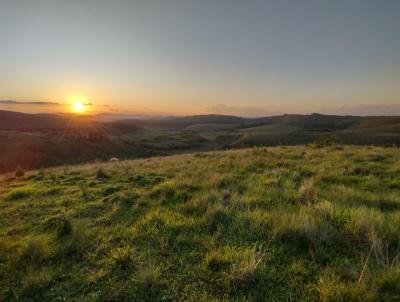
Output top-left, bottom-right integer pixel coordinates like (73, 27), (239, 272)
(1, 145), (400, 301)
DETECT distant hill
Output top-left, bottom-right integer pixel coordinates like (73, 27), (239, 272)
(0, 110), (142, 135)
(2, 110), (400, 173)
(119, 114), (246, 130)
(3, 109), (400, 133)
(0, 110), (68, 130)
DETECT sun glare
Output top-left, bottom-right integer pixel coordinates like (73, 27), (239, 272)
(69, 97), (89, 114)
(73, 101), (85, 113)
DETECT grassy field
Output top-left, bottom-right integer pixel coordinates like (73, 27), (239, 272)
(1, 145), (400, 301)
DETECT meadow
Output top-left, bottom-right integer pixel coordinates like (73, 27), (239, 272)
(1, 145), (400, 301)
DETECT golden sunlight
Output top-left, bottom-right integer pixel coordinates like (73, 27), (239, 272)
(69, 97), (89, 114)
(73, 101), (85, 113)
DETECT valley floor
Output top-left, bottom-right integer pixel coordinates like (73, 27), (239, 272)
(1, 145), (400, 301)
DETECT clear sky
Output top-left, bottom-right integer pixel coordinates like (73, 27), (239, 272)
(0, 0), (399, 116)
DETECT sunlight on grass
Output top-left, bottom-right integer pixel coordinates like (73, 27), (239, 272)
(1, 145), (400, 300)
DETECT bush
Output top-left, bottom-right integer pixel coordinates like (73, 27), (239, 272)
(15, 166), (25, 178)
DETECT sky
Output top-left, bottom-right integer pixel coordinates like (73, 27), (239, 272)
(0, 0), (399, 116)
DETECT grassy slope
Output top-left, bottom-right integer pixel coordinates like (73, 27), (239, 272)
(1, 146), (400, 301)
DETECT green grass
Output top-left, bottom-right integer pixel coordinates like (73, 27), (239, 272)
(1, 145), (400, 301)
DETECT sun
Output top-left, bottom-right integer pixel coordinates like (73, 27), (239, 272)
(69, 97), (89, 114)
(73, 101), (85, 113)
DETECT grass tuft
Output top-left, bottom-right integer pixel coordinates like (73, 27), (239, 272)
(61, 225), (90, 258)
(299, 178), (317, 204)
(96, 168), (109, 179)
(21, 269), (55, 298)
(19, 238), (51, 267)
(111, 247), (136, 271)
(226, 246), (268, 292)
(136, 262), (160, 288)
(57, 217), (73, 238)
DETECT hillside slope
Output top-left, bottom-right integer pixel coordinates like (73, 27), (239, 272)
(1, 146), (400, 301)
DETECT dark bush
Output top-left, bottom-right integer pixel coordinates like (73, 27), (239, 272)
(15, 166), (25, 178)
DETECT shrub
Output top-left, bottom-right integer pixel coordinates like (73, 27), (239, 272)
(15, 166), (25, 178)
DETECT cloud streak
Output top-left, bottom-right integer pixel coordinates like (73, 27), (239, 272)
(0, 100), (60, 105)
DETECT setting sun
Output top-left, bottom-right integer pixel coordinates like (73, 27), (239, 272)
(69, 96), (90, 114)
(73, 101), (85, 113)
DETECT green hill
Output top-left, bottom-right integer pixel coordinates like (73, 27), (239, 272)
(4, 110), (400, 174)
(1, 146), (400, 301)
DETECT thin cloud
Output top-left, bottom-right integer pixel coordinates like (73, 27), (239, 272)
(0, 100), (60, 105)
(0, 100), (93, 106)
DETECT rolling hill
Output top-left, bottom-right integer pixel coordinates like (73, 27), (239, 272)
(1, 146), (400, 301)
(2, 110), (400, 174)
